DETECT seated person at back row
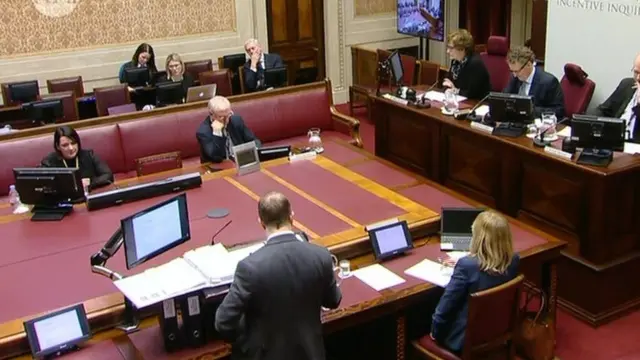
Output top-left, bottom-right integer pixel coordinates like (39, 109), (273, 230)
(430, 210), (520, 355)
(41, 126), (114, 192)
(592, 53), (640, 143)
(196, 96), (261, 163)
(155, 53), (194, 103)
(243, 38), (284, 92)
(118, 43), (158, 85)
(442, 29), (491, 100)
(504, 46), (565, 119)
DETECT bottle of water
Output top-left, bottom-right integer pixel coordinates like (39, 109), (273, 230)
(8, 185), (19, 206)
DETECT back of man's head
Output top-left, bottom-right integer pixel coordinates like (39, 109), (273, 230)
(258, 191), (292, 230)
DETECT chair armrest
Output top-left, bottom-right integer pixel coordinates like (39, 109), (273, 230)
(330, 106), (363, 148)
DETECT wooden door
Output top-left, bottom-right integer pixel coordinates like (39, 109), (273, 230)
(530, 0), (547, 60)
(266, 0), (325, 85)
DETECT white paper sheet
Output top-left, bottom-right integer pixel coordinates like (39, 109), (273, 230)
(352, 264), (405, 291)
(557, 126), (571, 137)
(474, 105), (490, 116)
(446, 251), (469, 261)
(404, 259), (453, 288)
(623, 142), (640, 154)
(423, 90), (467, 103)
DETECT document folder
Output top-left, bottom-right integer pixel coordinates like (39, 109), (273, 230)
(159, 298), (183, 352)
(180, 292), (206, 347)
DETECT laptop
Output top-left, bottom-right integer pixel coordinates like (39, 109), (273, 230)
(440, 208), (484, 251)
(258, 145), (291, 162)
(185, 84), (217, 103)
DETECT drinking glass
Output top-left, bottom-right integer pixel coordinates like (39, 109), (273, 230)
(443, 89), (459, 113)
(339, 260), (351, 278)
(541, 112), (558, 141)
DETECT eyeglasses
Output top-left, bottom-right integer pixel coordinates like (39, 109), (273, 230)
(510, 61), (529, 74)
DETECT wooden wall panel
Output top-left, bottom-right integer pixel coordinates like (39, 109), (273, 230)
(298, 0), (313, 40)
(270, 0), (288, 43)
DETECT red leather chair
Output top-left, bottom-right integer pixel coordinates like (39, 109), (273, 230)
(418, 60), (441, 87)
(480, 36), (511, 92)
(184, 59), (213, 84)
(561, 63), (595, 118)
(46, 76), (84, 98)
(40, 91), (79, 123)
(94, 84), (131, 117)
(199, 69), (233, 97)
(1, 80), (40, 106)
(412, 274), (524, 360)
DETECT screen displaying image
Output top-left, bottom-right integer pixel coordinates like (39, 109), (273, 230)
(397, 0), (445, 41)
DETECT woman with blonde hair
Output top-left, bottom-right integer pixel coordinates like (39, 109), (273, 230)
(430, 210), (520, 354)
(155, 53), (194, 104)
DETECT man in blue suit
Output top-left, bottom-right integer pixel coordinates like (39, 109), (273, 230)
(503, 46), (565, 119)
(243, 38), (285, 93)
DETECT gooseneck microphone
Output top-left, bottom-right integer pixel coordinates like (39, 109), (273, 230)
(414, 81), (438, 108)
(533, 116), (570, 148)
(453, 93), (491, 121)
(211, 219), (233, 245)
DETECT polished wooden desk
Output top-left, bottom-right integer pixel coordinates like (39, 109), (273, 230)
(371, 94), (640, 325)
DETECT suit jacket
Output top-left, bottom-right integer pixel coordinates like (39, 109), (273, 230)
(243, 53), (285, 92)
(40, 149), (114, 191)
(431, 254), (520, 354)
(195, 115), (261, 163)
(215, 233), (342, 360)
(504, 67), (565, 119)
(447, 54), (491, 100)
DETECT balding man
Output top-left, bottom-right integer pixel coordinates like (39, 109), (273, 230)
(215, 191), (341, 360)
(243, 38), (284, 92)
(593, 54), (640, 143)
(195, 96), (261, 163)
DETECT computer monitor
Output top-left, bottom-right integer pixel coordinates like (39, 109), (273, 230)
(264, 67), (288, 89)
(121, 193), (191, 269)
(8, 81), (39, 104)
(368, 220), (413, 260)
(155, 81), (184, 106)
(13, 167), (84, 221)
(24, 303), (91, 359)
(24, 99), (64, 125)
(258, 145), (291, 162)
(232, 141), (260, 176)
(124, 67), (150, 88)
(222, 53), (247, 94)
(489, 92), (534, 137)
(152, 70), (168, 85)
(388, 50), (404, 86)
(571, 114), (625, 167)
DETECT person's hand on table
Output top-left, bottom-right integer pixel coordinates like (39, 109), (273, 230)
(442, 78), (454, 89)
(127, 86), (135, 92)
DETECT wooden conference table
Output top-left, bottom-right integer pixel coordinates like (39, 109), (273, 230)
(0, 140), (564, 359)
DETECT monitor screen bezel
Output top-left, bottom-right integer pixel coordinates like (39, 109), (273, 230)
(440, 207), (484, 235)
(488, 92), (534, 124)
(571, 114), (625, 152)
(121, 193), (191, 270)
(264, 67), (288, 88)
(26, 98), (64, 124)
(388, 50), (404, 86)
(368, 220), (413, 260)
(13, 167), (84, 206)
(24, 303), (91, 358)
(155, 81), (184, 106)
(124, 67), (150, 87)
(257, 145), (291, 162)
(8, 81), (39, 104)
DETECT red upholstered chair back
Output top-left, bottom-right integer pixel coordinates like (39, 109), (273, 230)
(135, 151), (182, 177)
(108, 103), (137, 116)
(561, 63), (595, 117)
(199, 69), (233, 97)
(1, 80), (40, 106)
(418, 60), (441, 86)
(40, 91), (79, 123)
(480, 36), (511, 92)
(377, 49), (418, 85)
(184, 59), (213, 83)
(94, 84), (130, 117)
(47, 76), (84, 98)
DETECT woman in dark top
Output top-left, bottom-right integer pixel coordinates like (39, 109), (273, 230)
(155, 53), (194, 102)
(41, 126), (114, 192)
(430, 210), (520, 354)
(118, 43), (158, 84)
(443, 29), (491, 100)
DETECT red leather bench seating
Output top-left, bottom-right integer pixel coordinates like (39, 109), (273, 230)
(0, 80), (359, 196)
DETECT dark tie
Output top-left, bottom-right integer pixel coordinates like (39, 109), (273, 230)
(257, 64), (265, 89)
(632, 105), (640, 141)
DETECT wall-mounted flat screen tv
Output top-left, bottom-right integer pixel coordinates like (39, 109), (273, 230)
(397, 0), (445, 41)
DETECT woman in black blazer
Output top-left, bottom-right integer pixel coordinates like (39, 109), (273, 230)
(443, 29), (491, 100)
(156, 53), (194, 103)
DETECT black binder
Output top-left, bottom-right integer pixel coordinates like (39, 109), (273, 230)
(180, 293), (206, 347)
(159, 298), (182, 352)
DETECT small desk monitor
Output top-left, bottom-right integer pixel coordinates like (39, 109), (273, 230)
(232, 141), (260, 175)
(489, 92), (534, 137)
(152, 70), (168, 85)
(264, 67), (288, 89)
(13, 167), (84, 221)
(186, 84), (217, 103)
(571, 114), (625, 167)
(368, 220), (413, 260)
(8, 81), (39, 104)
(388, 50), (404, 86)
(24, 99), (64, 125)
(122, 193), (191, 269)
(24, 303), (91, 359)
(155, 81), (184, 106)
(258, 145), (291, 162)
(124, 67), (151, 88)
(222, 53), (247, 94)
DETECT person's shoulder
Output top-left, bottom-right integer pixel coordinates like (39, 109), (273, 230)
(537, 68), (559, 84)
(619, 77), (636, 88)
(42, 151), (60, 163)
(229, 114), (245, 125)
(457, 255), (480, 271)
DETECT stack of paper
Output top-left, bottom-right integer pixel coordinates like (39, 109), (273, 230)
(404, 259), (453, 288)
(423, 90), (467, 103)
(352, 264), (405, 291)
(183, 243), (239, 284)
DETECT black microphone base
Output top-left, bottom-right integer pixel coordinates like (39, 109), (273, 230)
(533, 137), (551, 148)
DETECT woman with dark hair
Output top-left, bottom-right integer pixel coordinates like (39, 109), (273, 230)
(118, 43), (158, 84)
(442, 29), (491, 100)
(41, 126), (114, 192)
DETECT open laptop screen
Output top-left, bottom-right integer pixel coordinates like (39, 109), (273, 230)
(441, 208), (483, 235)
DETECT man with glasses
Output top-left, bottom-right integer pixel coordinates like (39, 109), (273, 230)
(504, 46), (565, 119)
(593, 54), (640, 143)
(196, 96), (261, 163)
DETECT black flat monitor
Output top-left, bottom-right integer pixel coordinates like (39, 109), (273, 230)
(264, 67), (288, 89)
(122, 193), (191, 269)
(13, 167), (84, 221)
(124, 67), (150, 88)
(489, 92), (533, 137)
(152, 70), (168, 85)
(571, 114), (625, 167)
(258, 145), (291, 162)
(388, 50), (404, 86)
(223, 53), (247, 94)
(368, 220), (413, 260)
(24, 99), (64, 125)
(8, 81), (39, 104)
(155, 81), (184, 106)
(24, 303), (91, 359)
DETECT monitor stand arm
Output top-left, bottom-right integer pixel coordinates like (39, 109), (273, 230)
(90, 229), (140, 333)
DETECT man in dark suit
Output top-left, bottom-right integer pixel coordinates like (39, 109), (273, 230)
(593, 54), (640, 142)
(504, 46), (565, 119)
(243, 38), (285, 92)
(215, 191), (342, 360)
(195, 96), (261, 163)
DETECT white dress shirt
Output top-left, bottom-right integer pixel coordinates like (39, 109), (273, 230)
(266, 229), (296, 242)
(621, 89), (638, 139)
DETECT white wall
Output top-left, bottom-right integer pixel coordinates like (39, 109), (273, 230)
(546, 0), (640, 110)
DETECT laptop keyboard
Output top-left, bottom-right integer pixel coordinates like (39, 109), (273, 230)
(442, 236), (470, 244)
